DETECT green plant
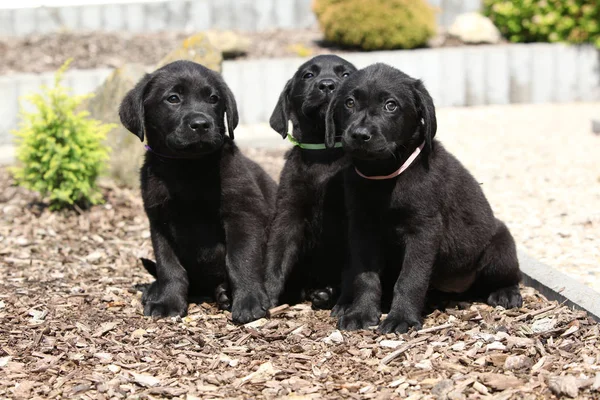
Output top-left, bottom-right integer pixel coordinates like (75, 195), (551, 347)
(313, 0), (437, 50)
(483, 0), (600, 47)
(12, 60), (113, 210)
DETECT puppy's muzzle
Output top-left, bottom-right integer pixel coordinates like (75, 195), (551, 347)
(188, 116), (211, 134)
(349, 127), (372, 143)
(317, 79), (336, 94)
(343, 125), (390, 159)
(167, 113), (222, 152)
(185, 113), (213, 135)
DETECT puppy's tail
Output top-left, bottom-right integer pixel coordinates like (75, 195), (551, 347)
(140, 257), (158, 278)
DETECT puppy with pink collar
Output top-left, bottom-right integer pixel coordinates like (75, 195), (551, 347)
(325, 63), (523, 334)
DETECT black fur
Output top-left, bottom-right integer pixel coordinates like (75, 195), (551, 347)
(119, 60), (276, 324)
(264, 55), (357, 309)
(325, 63), (522, 333)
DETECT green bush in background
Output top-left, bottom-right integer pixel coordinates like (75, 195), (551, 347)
(484, 0), (600, 47)
(313, 0), (437, 50)
(12, 60), (113, 211)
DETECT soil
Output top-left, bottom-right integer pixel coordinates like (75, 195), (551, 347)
(0, 28), (468, 75)
(1, 158), (600, 399)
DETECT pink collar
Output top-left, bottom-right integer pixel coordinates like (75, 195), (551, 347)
(355, 142), (425, 180)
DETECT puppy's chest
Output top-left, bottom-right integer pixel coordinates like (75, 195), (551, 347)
(368, 195), (422, 238)
(165, 193), (223, 229)
(165, 203), (226, 264)
(148, 185), (225, 247)
(303, 169), (344, 216)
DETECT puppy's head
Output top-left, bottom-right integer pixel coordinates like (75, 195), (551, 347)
(270, 55), (357, 139)
(119, 60), (238, 157)
(325, 63), (436, 162)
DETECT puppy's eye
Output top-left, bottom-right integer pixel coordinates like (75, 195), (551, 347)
(209, 95), (219, 104)
(167, 95), (180, 104)
(341, 72), (350, 78)
(345, 98), (355, 108)
(303, 72), (314, 79)
(384, 100), (398, 112)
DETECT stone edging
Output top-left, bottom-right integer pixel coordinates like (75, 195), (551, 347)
(519, 250), (600, 322)
(1, 43), (598, 146)
(224, 43), (599, 124)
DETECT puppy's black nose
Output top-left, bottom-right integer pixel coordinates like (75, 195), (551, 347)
(351, 127), (372, 142)
(318, 79), (336, 93)
(189, 118), (211, 132)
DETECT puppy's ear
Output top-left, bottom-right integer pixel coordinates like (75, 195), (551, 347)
(222, 83), (239, 140)
(269, 80), (292, 139)
(413, 79), (437, 154)
(119, 73), (152, 142)
(324, 96), (338, 149)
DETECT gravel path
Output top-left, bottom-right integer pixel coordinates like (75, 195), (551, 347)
(240, 102), (600, 292)
(439, 103), (600, 292)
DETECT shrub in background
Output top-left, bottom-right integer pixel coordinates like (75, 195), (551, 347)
(484, 0), (600, 47)
(313, 0), (437, 50)
(12, 60), (113, 210)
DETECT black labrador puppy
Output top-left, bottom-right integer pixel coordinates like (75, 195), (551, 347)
(325, 63), (522, 333)
(264, 55), (357, 309)
(119, 60), (277, 324)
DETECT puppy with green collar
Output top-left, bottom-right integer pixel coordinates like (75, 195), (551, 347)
(264, 55), (357, 309)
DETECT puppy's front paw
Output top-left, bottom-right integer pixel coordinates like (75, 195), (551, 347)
(232, 290), (269, 324)
(337, 305), (381, 331)
(308, 286), (337, 310)
(487, 285), (522, 309)
(264, 273), (285, 309)
(378, 314), (422, 334)
(142, 282), (188, 318)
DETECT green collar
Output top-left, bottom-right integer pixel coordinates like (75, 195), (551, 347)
(287, 134), (343, 150)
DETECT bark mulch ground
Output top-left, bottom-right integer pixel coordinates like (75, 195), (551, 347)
(1, 161), (600, 399)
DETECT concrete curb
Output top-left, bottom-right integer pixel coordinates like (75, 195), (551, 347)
(222, 44), (600, 124)
(2, 43), (598, 142)
(518, 250), (600, 322)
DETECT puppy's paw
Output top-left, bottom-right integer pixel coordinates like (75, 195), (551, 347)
(214, 282), (231, 311)
(142, 282), (188, 318)
(308, 286), (337, 310)
(232, 290), (269, 324)
(487, 285), (522, 309)
(378, 314), (422, 334)
(337, 306), (381, 331)
(265, 282), (283, 309)
(330, 302), (351, 318)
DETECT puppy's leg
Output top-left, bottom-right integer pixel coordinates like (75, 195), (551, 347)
(224, 214), (271, 324)
(331, 263), (353, 317)
(264, 205), (306, 308)
(142, 224), (189, 318)
(473, 220), (522, 308)
(140, 257), (158, 277)
(378, 230), (439, 334)
(336, 216), (383, 331)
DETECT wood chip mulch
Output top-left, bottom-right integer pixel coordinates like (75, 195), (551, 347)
(1, 165), (600, 400)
